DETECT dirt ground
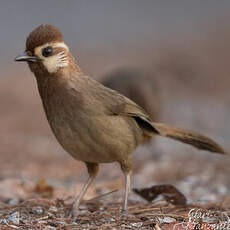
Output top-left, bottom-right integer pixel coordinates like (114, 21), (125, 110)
(1, 29), (230, 229)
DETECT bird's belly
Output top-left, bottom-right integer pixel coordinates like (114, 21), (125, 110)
(48, 113), (141, 164)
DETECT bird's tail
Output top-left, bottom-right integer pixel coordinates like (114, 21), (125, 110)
(152, 122), (225, 154)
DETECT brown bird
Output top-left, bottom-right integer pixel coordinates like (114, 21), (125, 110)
(15, 24), (225, 217)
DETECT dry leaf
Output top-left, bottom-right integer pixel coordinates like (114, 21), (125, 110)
(34, 179), (54, 198)
(133, 184), (187, 205)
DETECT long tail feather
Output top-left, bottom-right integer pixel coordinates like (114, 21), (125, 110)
(152, 122), (225, 154)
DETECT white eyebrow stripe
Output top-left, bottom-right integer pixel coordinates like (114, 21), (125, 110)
(53, 42), (69, 51)
(35, 42), (69, 53)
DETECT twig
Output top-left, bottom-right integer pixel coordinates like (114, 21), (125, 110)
(85, 189), (119, 202)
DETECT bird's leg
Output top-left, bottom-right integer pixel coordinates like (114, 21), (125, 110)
(120, 160), (132, 212)
(70, 162), (99, 217)
(123, 171), (131, 212)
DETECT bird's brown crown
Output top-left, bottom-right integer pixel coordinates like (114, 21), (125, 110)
(26, 24), (64, 53)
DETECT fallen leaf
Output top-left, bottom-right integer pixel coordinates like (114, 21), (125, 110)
(34, 179), (54, 198)
(133, 184), (187, 206)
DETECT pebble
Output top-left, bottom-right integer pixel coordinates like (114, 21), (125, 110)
(130, 222), (143, 227)
(109, 218), (116, 222)
(32, 206), (44, 215)
(43, 226), (56, 230)
(0, 219), (8, 224)
(48, 206), (58, 212)
(120, 224), (132, 229)
(8, 211), (20, 225)
(159, 216), (176, 224)
(8, 198), (20, 206)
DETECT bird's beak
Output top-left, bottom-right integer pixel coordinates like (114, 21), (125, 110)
(14, 52), (39, 63)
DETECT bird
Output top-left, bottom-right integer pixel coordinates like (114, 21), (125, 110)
(102, 67), (161, 121)
(15, 24), (225, 217)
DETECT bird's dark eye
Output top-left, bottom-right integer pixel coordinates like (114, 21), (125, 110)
(42, 46), (53, 57)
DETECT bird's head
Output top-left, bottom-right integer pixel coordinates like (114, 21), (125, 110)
(15, 24), (79, 77)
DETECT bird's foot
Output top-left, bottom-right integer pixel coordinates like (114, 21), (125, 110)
(67, 203), (80, 218)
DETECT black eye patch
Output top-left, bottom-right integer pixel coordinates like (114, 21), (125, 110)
(42, 46), (53, 57)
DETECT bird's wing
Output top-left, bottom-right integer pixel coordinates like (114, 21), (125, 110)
(88, 78), (159, 134)
(113, 96), (159, 133)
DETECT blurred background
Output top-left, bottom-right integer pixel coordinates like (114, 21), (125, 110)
(0, 1), (230, 204)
